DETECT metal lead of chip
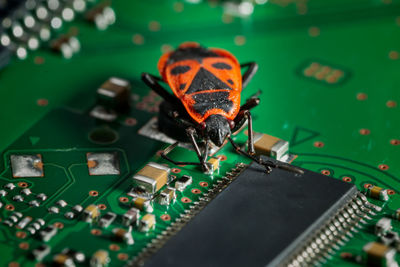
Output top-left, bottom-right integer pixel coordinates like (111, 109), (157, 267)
(10, 154), (44, 178)
(87, 152), (120, 176)
(133, 162), (170, 194)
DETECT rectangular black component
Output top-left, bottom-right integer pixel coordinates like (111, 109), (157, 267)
(142, 159), (358, 267)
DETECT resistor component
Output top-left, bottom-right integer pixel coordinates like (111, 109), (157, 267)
(4, 183), (16, 190)
(363, 242), (397, 267)
(112, 228), (134, 245)
(56, 200), (68, 207)
(375, 218), (392, 236)
(133, 162), (170, 195)
(367, 185), (389, 201)
(206, 157), (220, 174)
(39, 225), (57, 242)
(175, 175), (192, 192)
(37, 193), (47, 201)
(158, 187), (176, 205)
(82, 204), (100, 223)
(90, 250), (110, 267)
(53, 253), (75, 267)
(98, 212), (116, 228)
(139, 214), (156, 232)
(21, 188), (31, 195)
(132, 197), (153, 213)
(16, 216), (32, 229)
(122, 208), (139, 227)
(31, 244), (51, 261)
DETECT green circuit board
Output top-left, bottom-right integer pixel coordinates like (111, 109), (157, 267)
(0, 0), (400, 266)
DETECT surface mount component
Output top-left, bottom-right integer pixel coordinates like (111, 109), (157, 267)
(367, 185), (389, 201)
(252, 132), (289, 161)
(132, 162), (170, 194)
(363, 242), (397, 267)
(97, 77), (131, 112)
(139, 158), (361, 267)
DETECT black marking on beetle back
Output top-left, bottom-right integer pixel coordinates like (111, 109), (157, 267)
(212, 62), (232, 70)
(179, 83), (186, 90)
(192, 91), (233, 116)
(227, 79), (234, 85)
(186, 67), (231, 94)
(171, 65), (190, 75)
(168, 46), (220, 64)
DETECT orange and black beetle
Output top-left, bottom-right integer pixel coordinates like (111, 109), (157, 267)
(142, 42), (274, 172)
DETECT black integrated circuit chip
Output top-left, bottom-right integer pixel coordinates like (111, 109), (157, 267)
(141, 159), (359, 267)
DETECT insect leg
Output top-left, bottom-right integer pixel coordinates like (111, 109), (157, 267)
(141, 73), (180, 106)
(161, 142), (202, 166)
(227, 136), (273, 173)
(186, 127), (210, 173)
(231, 97), (261, 133)
(244, 110), (255, 155)
(240, 62), (258, 89)
(240, 97), (260, 112)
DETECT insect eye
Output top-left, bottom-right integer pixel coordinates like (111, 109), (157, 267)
(171, 65), (191, 75)
(212, 62), (232, 70)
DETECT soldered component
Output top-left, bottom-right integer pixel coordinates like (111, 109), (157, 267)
(29, 200), (40, 207)
(50, 34), (80, 59)
(122, 208), (140, 226)
(3, 220), (13, 227)
(65, 212), (75, 220)
(380, 231), (400, 246)
(9, 215), (19, 223)
(367, 185), (389, 201)
(90, 250), (110, 267)
(31, 244), (51, 261)
(158, 187), (176, 205)
(86, 152), (120, 175)
(96, 77), (131, 112)
(39, 225), (57, 242)
(49, 206), (60, 214)
(139, 214), (156, 232)
(133, 162), (170, 194)
(13, 195), (24, 202)
(82, 204), (100, 223)
(57, 200), (68, 207)
(251, 132), (289, 161)
(21, 188), (31, 195)
(85, 3), (116, 30)
(0, 190), (7, 197)
(112, 228), (134, 245)
(53, 253), (75, 267)
(4, 183), (16, 190)
(98, 212), (116, 228)
(37, 193), (47, 201)
(175, 175), (192, 192)
(363, 242), (397, 267)
(16, 216), (32, 229)
(132, 197), (153, 213)
(206, 157), (220, 174)
(72, 205), (83, 213)
(62, 248), (86, 263)
(375, 218), (392, 236)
